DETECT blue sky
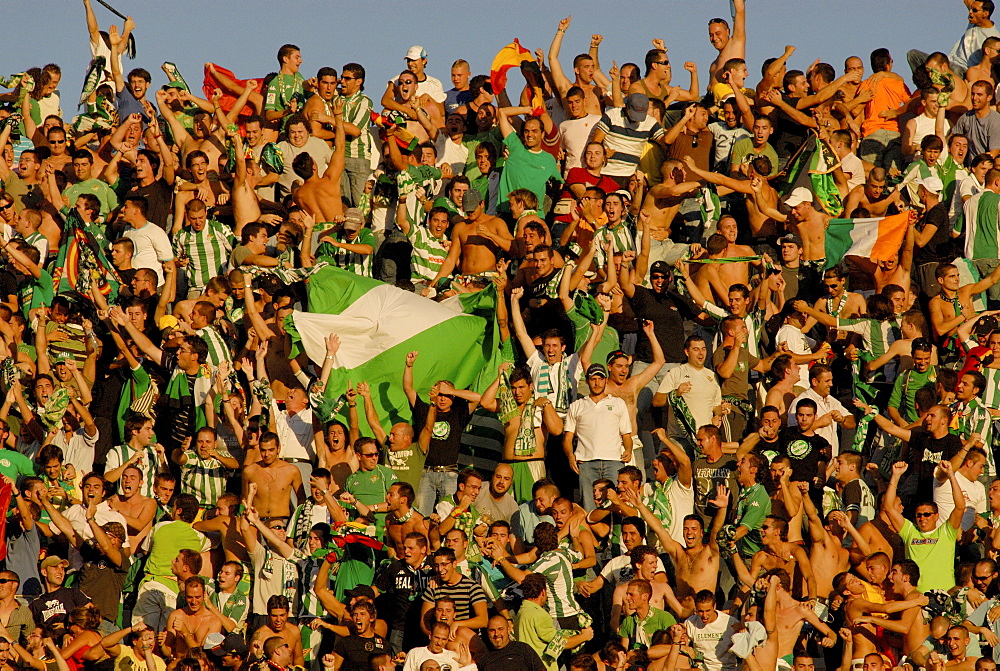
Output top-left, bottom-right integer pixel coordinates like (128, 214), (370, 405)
(3, 0), (972, 110)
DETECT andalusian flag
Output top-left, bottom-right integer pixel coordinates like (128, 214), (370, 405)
(285, 267), (503, 435)
(781, 135), (843, 216)
(824, 212), (910, 269)
(51, 214), (121, 301)
(490, 40), (545, 114)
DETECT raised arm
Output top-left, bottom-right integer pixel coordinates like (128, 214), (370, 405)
(882, 462), (909, 533)
(402, 350), (419, 407)
(508, 287), (538, 358)
(547, 16), (574, 98)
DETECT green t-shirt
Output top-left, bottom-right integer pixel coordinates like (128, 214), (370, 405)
(144, 520), (210, 582)
(900, 518), (959, 592)
(514, 599), (559, 671)
(264, 73), (304, 112)
(497, 133), (561, 212)
(618, 607), (676, 650)
(383, 442), (425, 492)
(0, 449), (37, 480)
(62, 178), (119, 215)
(888, 367), (937, 423)
(729, 137), (780, 176)
(736, 483), (771, 557)
(18, 269), (54, 318)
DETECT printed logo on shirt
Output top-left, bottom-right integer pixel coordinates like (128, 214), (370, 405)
(432, 421), (451, 440)
(787, 440), (811, 459)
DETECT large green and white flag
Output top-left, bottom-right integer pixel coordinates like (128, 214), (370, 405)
(780, 135), (843, 216)
(286, 267), (503, 435)
(958, 189), (1000, 260)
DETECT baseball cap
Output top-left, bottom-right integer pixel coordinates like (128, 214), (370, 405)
(209, 634), (248, 659)
(612, 189), (632, 202)
(783, 187), (814, 208)
(405, 46), (427, 61)
(649, 260), (671, 277)
(462, 189), (483, 213)
(52, 351), (72, 365)
(625, 93), (649, 123)
(157, 315), (179, 332)
(343, 208), (365, 231)
(778, 233), (803, 247)
(163, 81), (186, 90)
(586, 363), (608, 378)
(40, 556), (69, 570)
(914, 174), (944, 195)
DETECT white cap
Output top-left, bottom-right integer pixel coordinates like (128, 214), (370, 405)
(914, 174), (944, 195)
(405, 46), (427, 61)
(783, 187), (814, 207)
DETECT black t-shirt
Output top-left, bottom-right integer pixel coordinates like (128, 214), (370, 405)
(906, 427), (963, 481)
(773, 96), (811, 160)
(332, 634), (386, 671)
(627, 286), (699, 363)
(29, 587), (91, 628)
(411, 396), (471, 467)
(373, 559), (433, 632)
(692, 455), (738, 525)
(129, 178), (173, 230)
(478, 641), (547, 671)
(779, 428), (831, 482)
(914, 203), (956, 266)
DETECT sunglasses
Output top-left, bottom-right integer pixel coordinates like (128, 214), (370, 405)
(974, 574), (993, 581)
(360, 452), (379, 458)
(0, 203), (12, 211)
(914, 511), (935, 518)
(0, 579), (17, 584)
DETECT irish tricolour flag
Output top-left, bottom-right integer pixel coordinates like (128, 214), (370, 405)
(285, 267), (503, 434)
(824, 212), (910, 269)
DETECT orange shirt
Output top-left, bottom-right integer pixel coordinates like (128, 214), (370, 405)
(860, 75), (911, 137)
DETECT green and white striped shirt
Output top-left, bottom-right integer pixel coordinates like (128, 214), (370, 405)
(407, 225), (449, 282)
(209, 590), (249, 634)
(952, 397), (996, 476)
(105, 444), (161, 498)
(340, 92), (374, 160)
(529, 548), (582, 619)
(593, 220), (635, 270)
(983, 366), (1000, 410)
(195, 325), (232, 369)
(173, 220), (234, 289)
(317, 228), (376, 277)
(180, 449), (233, 507)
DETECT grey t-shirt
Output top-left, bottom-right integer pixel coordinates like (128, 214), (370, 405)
(952, 110), (1000, 163)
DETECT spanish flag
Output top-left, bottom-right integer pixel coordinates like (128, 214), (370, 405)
(490, 40), (534, 97)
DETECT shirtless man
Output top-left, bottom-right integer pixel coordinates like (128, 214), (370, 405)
(852, 561), (930, 662)
(242, 434), (306, 519)
(684, 155), (782, 239)
(797, 266), (866, 337)
(707, 0), (747, 87)
(380, 71), (442, 144)
(834, 570), (929, 665)
(479, 366), (563, 498)
(106, 465), (156, 547)
(156, 88), (231, 173)
(764, 354), (801, 422)
(430, 598), (484, 658)
(164, 577), (223, 658)
(250, 596), (305, 667)
(629, 43), (700, 103)
(625, 488), (720, 600)
(548, 17), (609, 115)
(321, 420), (357, 492)
(842, 168), (904, 218)
(425, 191), (511, 292)
(227, 131), (262, 234)
(173, 150), (229, 231)
(734, 515), (816, 600)
(930, 262), (1000, 344)
(581, 317), (664, 460)
(873, 224), (915, 294)
(852, 496), (905, 566)
(640, 159), (701, 239)
(715, 215), (761, 286)
(294, 98), (346, 224)
(692, 234), (751, 305)
(758, 187), (831, 263)
(304, 68), (341, 144)
(767, 570), (838, 669)
(349, 482), (427, 557)
(800, 483), (850, 599)
(551, 497), (597, 574)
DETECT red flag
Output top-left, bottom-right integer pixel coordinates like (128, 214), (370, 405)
(203, 64), (262, 119)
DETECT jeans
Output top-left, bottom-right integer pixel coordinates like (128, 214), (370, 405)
(376, 231), (413, 287)
(414, 469), (457, 516)
(389, 629), (405, 657)
(341, 156), (372, 207)
(632, 360), (680, 480)
(859, 129), (904, 174)
(579, 460), (624, 512)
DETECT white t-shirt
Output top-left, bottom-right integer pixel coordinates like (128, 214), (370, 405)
(435, 135), (470, 178)
(51, 427), (99, 476)
(416, 76), (447, 104)
(661, 476), (695, 544)
(656, 364), (722, 432)
(599, 554), (667, 587)
(123, 220), (174, 284)
(559, 114), (601, 175)
(840, 152), (866, 192)
(708, 121), (750, 170)
(276, 137), (333, 199)
(933, 469), (987, 531)
(776, 324), (814, 384)
(402, 647), (459, 671)
(685, 612), (739, 671)
(564, 394), (632, 462)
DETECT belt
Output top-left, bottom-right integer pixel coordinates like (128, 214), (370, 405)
(285, 458), (313, 465)
(424, 465), (458, 472)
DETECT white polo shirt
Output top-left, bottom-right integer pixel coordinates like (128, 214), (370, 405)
(564, 394), (631, 462)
